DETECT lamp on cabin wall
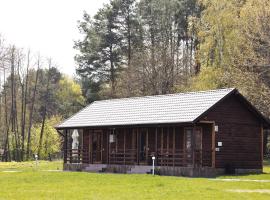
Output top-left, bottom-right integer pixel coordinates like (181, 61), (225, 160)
(109, 134), (115, 143)
(109, 129), (116, 143)
(215, 125), (219, 132)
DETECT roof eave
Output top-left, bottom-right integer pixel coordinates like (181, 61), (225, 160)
(55, 121), (195, 130)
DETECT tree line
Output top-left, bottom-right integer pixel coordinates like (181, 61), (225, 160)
(75, 0), (270, 118)
(75, 0), (200, 101)
(0, 38), (85, 161)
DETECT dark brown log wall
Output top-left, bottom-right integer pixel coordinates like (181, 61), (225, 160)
(204, 95), (262, 169)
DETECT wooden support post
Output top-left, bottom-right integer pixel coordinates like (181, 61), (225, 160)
(155, 127), (158, 166)
(108, 130), (111, 165)
(137, 128), (139, 164)
(101, 130), (103, 164)
(146, 128), (149, 164)
(90, 130), (93, 164)
(183, 128), (186, 166)
(132, 128), (135, 164)
(79, 134), (82, 163)
(167, 128), (170, 152)
(107, 129), (109, 164)
(155, 128), (158, 155)
(212, 123), (216, 168)
(173, 127), (175, 167)
(161, 127), (163, 166)
(64, 129), (68, 164)
(114, 129), (117, 163)
(124, 128), (126, 165)
(166, 127), (169, 167)
(161, 128), (163, 153)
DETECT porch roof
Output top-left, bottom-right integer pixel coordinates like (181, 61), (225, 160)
(56, 88), (238, 129)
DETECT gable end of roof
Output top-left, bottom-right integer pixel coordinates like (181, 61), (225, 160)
(193, 88), (270, 128)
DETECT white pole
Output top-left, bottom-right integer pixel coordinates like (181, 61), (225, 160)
(35, 154), (38, 170)
(152, 156), (155, 175)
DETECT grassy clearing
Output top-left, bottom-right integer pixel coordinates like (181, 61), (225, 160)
(0, 160), (62, 172)
(0, 161), (270, 200)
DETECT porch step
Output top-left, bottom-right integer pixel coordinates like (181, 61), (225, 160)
(84, 164), (107, 172)
(128, 165), (152, 174)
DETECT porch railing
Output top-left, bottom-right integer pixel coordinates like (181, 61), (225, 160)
(109, 149), (137, 165)
(157, 149), (213, 167)
(64, 149), (87, 164)
(157, 149), (192, 167)
(108, 149), (213, 167)
(64, 148), (213, 167)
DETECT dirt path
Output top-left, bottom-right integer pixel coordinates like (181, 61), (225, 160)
(226, 189), (270, 194)
(210, 178), (270, 183)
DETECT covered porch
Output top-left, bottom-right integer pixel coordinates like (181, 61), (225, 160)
(62, 122), (215, 173)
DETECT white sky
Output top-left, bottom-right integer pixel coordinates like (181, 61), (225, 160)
(0, 0), (109, 76)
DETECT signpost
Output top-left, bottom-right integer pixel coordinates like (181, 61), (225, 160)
(35, 154), (38, 170)
(152, 156), (155, 175)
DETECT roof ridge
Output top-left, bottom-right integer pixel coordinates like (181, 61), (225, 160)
(93, 88), (235, 103)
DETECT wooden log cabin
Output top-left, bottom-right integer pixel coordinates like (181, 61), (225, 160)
(55, 88), (270, 176)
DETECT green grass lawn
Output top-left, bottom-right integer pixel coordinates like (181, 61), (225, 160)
(0, 161), (270, 200)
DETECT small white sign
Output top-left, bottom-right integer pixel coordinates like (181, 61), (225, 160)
(215, 125), (219, 132)
(215, 147), (220, 152)
(218, 142), (222, 147)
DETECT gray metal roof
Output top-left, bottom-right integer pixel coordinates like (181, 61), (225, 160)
(56, 88), (235, 129)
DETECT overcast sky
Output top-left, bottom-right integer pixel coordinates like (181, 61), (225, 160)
(0, 0), (109, 76)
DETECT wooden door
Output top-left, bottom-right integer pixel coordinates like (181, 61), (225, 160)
(92, 131), (103, 163)
(184, 128), (193, 166)
(194, 128), (202, 167)
(139, 129), (148, 164)
(194, 128), (202, 150)
(83, 130), (90, 164)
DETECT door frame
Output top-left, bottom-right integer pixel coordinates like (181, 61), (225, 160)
(183, 127), (202, 167)
(90, 130), (103, 164)
(138, 128), (148, 165)
(194, 127), (203, 150)
(194, 127), (203, 167)
(184, 127), (193, 166)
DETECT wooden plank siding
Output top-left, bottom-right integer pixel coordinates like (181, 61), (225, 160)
(203, 95), (262, 169)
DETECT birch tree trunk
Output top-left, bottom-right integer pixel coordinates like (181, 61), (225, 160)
(26, 55), (40, 159)
(38, 59), (51, 158)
